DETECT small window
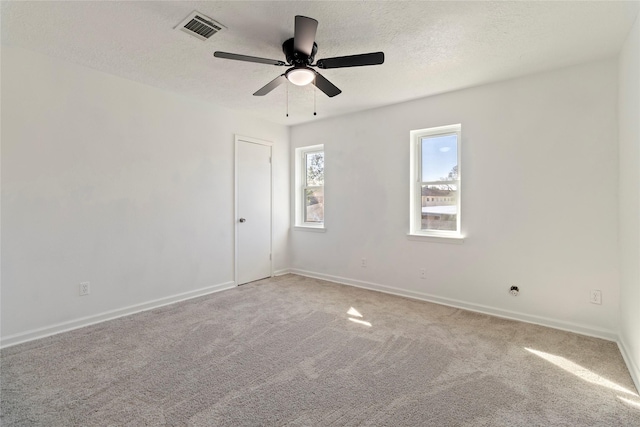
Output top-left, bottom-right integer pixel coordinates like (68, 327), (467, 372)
(295, 145), (324, 228)
(410, 124), (462, 239)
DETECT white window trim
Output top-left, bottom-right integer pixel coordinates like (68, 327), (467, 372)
(294, 144), (325, 230)
(409, 124), (464, 241)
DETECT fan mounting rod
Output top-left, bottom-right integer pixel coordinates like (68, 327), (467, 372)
(282, 38), (317, 65)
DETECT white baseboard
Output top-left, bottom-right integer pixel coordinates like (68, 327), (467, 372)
(273, 268), (291, 276)
(0, 281), (236, 349)
(290, 268), (619, 342)
(618, 338), (640, 394)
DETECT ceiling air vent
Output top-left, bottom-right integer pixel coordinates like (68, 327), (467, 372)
(175, 11), (225, 41)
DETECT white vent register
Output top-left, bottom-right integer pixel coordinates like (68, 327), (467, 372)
(175, 11), (225, 41)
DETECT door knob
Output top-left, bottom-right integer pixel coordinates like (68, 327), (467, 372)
(239, 218), (246, 223)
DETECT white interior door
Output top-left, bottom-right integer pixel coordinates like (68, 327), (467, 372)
(235, 136), (272, 285)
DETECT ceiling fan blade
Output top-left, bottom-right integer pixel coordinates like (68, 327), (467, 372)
(312, 71), (341, 98)
(214, 51), (286, 66)
(294, 16), (318, 56)
(316, 52), (385, 69)
(253, 75), (287, 96)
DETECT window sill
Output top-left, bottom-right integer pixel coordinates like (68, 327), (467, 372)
(294, 225), (326, 233)
(406, 233), (465, 244)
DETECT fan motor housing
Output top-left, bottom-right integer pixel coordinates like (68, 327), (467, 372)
(282, 38), (317, 65)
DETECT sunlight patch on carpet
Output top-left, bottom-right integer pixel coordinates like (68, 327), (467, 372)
(348, 318), (372, 327)
(618, 396), (640, 409)
(347, 307), (363, 318)
(525, 347), (637, 396)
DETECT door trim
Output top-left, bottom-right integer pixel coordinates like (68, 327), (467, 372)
(234, 134), (274, 286)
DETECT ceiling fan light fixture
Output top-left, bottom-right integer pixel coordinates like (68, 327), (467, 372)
(286, 67), (315, 86)
(214, 15), (381, 98)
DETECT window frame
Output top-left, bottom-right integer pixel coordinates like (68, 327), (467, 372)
(409, 124), (463, 240)
(294, 144), (325, 230)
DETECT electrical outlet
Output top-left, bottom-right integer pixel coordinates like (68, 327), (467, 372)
(590, 290), (602, 305)
(361, 258), (367, 268)
(79, 282), (90, 296)
(420, 268), (426, 279)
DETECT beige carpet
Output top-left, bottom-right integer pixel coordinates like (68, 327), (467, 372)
(1, 274), (639, 426)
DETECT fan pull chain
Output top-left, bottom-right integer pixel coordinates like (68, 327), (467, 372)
(286, 83), (289, 117)
(313, 76), (317, 116)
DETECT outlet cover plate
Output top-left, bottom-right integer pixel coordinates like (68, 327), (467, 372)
(79, 282), (90, 296)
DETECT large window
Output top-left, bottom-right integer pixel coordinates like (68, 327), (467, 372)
(295, 145), (324, 228)
(410, 124), (462, 238)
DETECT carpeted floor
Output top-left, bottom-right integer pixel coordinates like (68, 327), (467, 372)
(1, 274), (639, 426)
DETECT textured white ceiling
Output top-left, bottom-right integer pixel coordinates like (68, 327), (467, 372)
(2, 1), (638, 125)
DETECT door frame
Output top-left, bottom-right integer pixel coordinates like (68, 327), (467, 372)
(234, 134), (274, 286)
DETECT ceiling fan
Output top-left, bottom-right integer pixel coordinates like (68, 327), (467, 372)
(213, 15), (384, 98)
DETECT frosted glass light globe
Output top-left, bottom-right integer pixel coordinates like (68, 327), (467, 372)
(286, 68), (315, 86)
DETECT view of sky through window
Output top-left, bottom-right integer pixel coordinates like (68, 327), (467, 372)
(421, 135), (458, 182)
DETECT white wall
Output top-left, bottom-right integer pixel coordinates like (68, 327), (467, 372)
(618, 15), (640, 388)
(0, 42), (629, 355)
(290, 59), (620, 338)
(1, 46), (289, 342)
